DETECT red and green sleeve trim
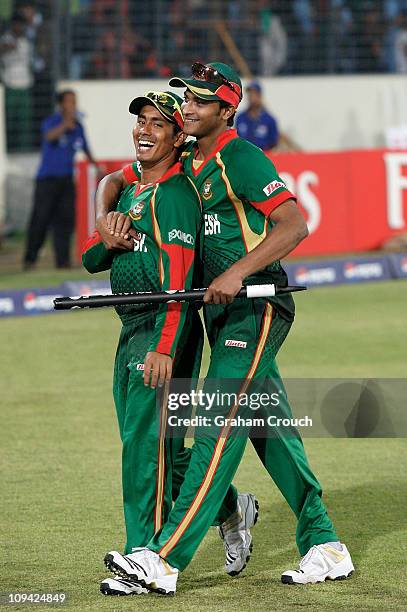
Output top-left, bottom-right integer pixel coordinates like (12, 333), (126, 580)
(250, 189), (296, 217)
(148, 242), (195, 357)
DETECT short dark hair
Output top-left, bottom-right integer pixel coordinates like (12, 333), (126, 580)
(219, 100), (235, 127)
(56, 89), (76, 105)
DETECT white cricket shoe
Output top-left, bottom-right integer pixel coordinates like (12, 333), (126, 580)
(218, 493), (259, 577)
(281, 542), (354, 584)
(104, 548), (178, 595)
(100, 575), (148, 596)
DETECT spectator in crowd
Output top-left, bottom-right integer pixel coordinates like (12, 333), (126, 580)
(393, 10), (407, 71)
(355, 2), (385, 72)
(236, 81), (301, 152)
(291, 0), (319, 73)
(0, 12), (33, 151)
(19, 2), (44, 72)
(18, 3), (53, 146)
(384, 0), (407, 21)
(329, 0), (356, 73)
(91, 7), (153, 77)
(227, 0), (259, 74)
(257, 0), (288, 75)
(23, 90), (98, 270)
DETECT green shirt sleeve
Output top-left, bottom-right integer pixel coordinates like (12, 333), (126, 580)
(148, 177), (202, 357)
(81, 229), (114, 273)
(228, 139), (296, 217)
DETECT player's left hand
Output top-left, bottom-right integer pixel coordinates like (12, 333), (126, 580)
(204, 269), (243, 305)
(144, 351), (173, 389)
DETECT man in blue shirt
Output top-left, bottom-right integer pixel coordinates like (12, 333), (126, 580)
(23, 89), (97, 269)
(236, 81), (301, 152)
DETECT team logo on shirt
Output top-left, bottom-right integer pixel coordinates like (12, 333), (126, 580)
(262, 180), (286, 196)
(129, 199), (146, 220)
(202, 179), (213, 200)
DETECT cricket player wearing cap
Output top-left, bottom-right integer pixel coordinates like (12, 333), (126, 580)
(102, 63), (354, 593)
(82, 91), (205, 596)
(86, 90), (256, 595)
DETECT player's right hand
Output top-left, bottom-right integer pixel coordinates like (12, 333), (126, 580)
(96, 216), (134, 251)
(143, 351), (173, 389)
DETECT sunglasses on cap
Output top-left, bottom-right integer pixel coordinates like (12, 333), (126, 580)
(191, 63), (242, 99)
(145, 91), (182, 114)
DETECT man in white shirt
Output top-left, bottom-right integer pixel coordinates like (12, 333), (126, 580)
(0, 12), (33, 150)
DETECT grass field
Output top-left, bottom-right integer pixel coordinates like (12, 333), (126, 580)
(1, 279), (407, 611)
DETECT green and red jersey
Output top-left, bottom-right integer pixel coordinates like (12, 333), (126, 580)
(82, 161), (202, 357)
(127, 130), (297, 320)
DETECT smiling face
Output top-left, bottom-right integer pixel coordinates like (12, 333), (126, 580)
(133, 105), (181, 165)
(181, 90), (233, 138)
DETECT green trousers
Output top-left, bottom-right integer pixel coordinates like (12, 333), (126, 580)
(113, 308), (238, 554)
(148, 299), (337, 570)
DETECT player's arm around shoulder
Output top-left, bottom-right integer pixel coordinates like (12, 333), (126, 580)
(81, 229), (114, 273)
(95, 165), (139, 250)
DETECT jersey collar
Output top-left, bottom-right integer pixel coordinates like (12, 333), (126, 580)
(135, 160), (183, 193)
(157, 160), (183, 183)
(191, 129), (238, 175)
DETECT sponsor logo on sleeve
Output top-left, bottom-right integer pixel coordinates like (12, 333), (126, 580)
(262, 180), (286, 197)
(168, 229), (194, 245)
(225, 339), (247, 348)
(136, 363), (145, 370)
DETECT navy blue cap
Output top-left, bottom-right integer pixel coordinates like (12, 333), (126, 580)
(246, 81), (262, 93)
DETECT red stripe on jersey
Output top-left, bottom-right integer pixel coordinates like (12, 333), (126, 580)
(155, 302), (183, 355)
(82, 229), (102, 254)
(251, 190), (296, 217)
(123, 163), (138, 184)
(155, 243), (195, 355)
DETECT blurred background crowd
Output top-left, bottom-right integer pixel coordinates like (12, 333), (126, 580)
(2, 0), (407, 151)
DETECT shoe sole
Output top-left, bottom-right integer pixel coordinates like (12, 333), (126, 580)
(281, 570), (354, 585)
(100, 584), (142, 596)
(226, 496), (259, 577)
(104, 554), (176, 596)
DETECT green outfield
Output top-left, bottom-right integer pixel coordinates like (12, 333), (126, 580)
(1, 279), (407, 611)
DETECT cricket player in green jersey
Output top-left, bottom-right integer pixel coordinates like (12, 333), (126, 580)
(87, 91), (258, 596)
(103, 63), (355, 593)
